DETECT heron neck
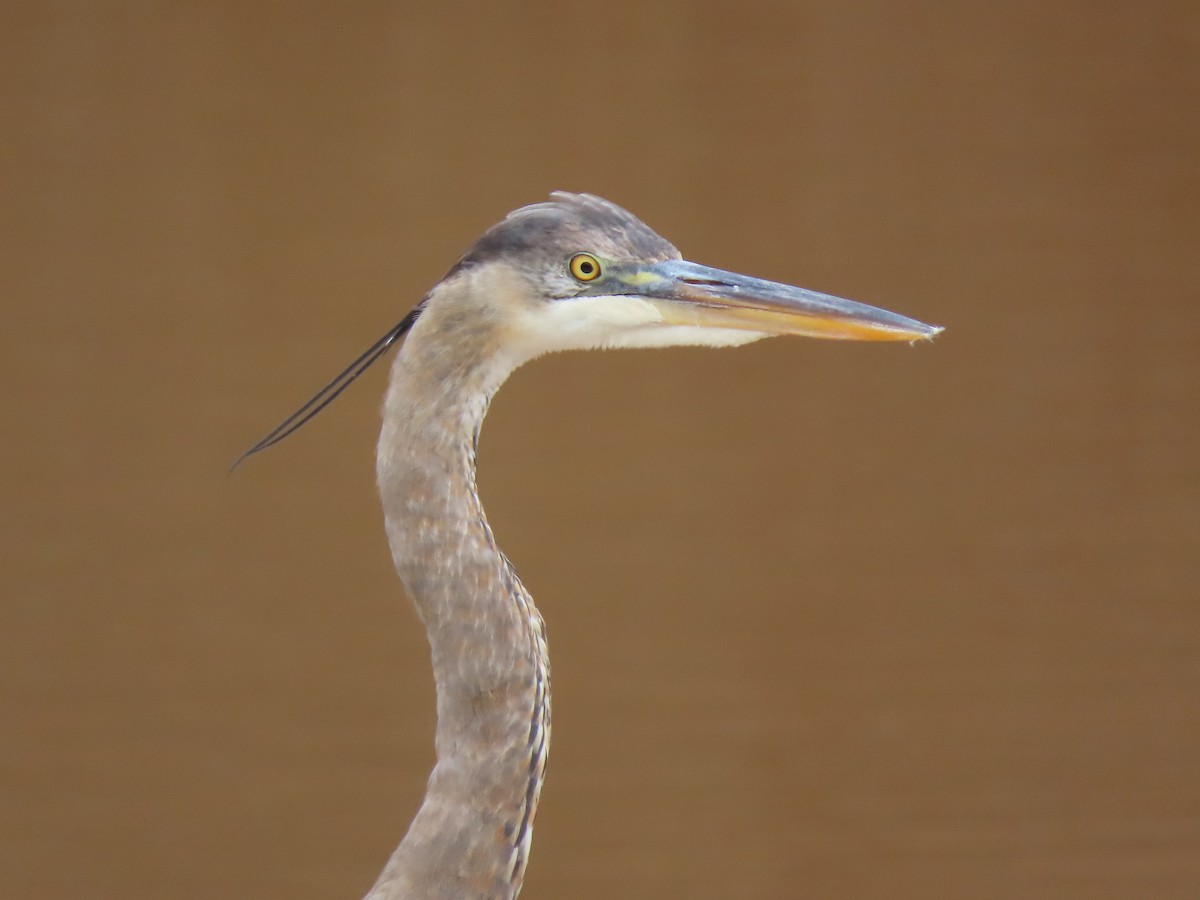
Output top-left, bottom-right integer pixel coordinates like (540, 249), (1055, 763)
(368, 308), (549, 900)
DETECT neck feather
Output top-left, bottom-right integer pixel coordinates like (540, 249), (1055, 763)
(367, 290), (550, 900)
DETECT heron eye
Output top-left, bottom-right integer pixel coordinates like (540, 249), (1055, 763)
(569, 253), (602, 282)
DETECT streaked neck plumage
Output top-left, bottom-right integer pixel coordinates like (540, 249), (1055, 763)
(368, 272), (550, 900)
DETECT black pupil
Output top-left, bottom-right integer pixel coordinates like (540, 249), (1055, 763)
(580, 260), (593, 274)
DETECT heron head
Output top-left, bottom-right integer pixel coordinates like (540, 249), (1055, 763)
(439, 192), (942, 357)
(236, 193), (942, 465)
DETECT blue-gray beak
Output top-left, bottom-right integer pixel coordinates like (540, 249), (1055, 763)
(619, 259), (942, 342)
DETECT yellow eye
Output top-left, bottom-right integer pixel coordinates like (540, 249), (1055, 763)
(569, 253), (602, 282)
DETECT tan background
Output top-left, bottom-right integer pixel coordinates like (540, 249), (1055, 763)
(3, 3), (1198, 898)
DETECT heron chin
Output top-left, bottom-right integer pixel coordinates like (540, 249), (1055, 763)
(239, 193), (942, 899)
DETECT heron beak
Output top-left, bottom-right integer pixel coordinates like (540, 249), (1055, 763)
(622, 259), (942, 342)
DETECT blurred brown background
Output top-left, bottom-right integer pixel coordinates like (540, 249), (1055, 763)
(3, 3), (1198, 898)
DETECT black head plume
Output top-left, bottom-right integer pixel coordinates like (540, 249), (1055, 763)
(232, 302), (424, 470)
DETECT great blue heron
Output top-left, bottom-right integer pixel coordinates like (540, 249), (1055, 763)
(239, 193), (941, 899)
